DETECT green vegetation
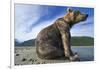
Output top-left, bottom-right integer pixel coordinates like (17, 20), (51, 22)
(71, 37), (94, 46)
(15, 37), (94, 46)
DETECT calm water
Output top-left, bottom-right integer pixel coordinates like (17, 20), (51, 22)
(71, 46), (94, 61)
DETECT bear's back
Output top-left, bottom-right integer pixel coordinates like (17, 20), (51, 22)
(36, 23), (61, 44)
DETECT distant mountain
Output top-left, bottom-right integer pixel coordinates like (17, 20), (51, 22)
(15, 37), (94, 46)
(15, 39), (35, 46)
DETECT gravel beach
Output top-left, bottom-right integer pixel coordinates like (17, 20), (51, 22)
(14, 46), (70, 65)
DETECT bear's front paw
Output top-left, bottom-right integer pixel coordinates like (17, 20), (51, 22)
(65, 53), (70, 58)
(69, 53), (80, 61)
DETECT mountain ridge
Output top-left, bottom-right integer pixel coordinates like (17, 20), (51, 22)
(15, 37), (94, 46)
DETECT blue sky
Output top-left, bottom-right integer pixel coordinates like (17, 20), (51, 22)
(15, 4), (94, 42)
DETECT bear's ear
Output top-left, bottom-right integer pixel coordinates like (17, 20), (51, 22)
(67, 8), (73, 13)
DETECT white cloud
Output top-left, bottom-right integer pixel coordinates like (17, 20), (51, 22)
(15, 4), (47, 42)
(15, 19), (56, 42)
(71, 25), (94, 37)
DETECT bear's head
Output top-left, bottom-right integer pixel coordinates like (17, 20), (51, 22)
(63, 8), (88, 26)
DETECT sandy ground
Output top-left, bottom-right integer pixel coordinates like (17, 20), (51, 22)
(14, 46), (70, 65)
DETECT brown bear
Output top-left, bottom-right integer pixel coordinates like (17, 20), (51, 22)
(35, 8), (88, 61)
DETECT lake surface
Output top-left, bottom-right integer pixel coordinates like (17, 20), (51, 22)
(71, 46), (94, 61)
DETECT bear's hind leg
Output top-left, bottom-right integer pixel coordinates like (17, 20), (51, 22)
(36, 45), (64, 59)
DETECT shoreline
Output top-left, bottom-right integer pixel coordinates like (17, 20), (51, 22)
(14, 46), (94, 65)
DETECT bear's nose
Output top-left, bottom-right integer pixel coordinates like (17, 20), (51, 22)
(86, 14), (88, 17)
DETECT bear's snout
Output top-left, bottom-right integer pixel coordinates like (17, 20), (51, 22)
(85, 14), (88, 18)
(82, 14), (88, 21)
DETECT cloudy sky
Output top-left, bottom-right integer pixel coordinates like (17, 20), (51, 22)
(15, 4), (94, 42)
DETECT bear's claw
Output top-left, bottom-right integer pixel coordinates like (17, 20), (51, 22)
(69, 53), (80, 61)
